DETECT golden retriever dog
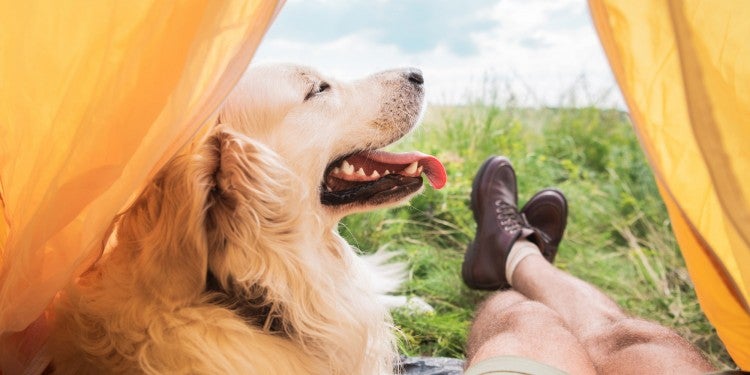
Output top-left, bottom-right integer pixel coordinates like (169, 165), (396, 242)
(48, 64), (446, 374)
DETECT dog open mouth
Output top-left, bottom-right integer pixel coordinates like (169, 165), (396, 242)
(321, 150), (447, 206)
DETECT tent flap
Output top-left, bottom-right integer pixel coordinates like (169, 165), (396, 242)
(589, 0), (750, 368)
(0, 0), (282, 371)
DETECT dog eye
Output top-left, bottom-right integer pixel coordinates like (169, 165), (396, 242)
(304, 82), (331, 101)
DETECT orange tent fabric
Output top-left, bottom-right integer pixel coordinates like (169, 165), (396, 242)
(0, 1), (282, 372)
(590, 0), (750, 368)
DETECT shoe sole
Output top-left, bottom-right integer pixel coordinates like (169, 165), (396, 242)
(521, 188), (567, 263)
(522, 188), (568, 236)
(470, 156), (511, 224)
(464, 156), (513, 290)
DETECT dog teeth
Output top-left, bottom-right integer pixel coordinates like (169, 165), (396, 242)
(404, 162), (418, 175)
(334, 160), (417, 179)
(341, 160), (354, 175)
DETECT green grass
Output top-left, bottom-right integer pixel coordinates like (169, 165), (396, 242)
(339, 103), (737, 369)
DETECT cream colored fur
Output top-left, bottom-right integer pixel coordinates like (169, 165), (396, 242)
(49, 64), (428, 374)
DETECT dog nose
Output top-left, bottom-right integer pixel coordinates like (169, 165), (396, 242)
(406, 69), (424, 85)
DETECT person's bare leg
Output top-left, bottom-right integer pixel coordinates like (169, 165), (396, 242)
(512, 254), (714, 374)
(466, 289), (597, 374)
(463, 157), (711, 373)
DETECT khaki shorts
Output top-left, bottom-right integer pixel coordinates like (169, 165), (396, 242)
(464, 355), (568, 375)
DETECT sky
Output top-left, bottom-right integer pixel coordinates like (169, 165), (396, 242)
(252, 0), (624, 108)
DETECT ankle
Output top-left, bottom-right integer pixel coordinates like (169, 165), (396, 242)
(506, 239), (543, 286)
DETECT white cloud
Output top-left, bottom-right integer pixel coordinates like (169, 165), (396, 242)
(252, 0), (624, 108)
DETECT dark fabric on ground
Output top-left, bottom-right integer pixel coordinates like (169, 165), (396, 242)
(398, 356), (465, 375)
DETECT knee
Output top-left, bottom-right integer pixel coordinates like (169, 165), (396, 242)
(467, 300), (596, 372)
(587, 318), (691, 357)
(499, 300), (561, 326)
(467, 298), (562, 361)
(475, 290), (528, 317)
(473, 297), (563, 337)
(585, 318), (713, 372)
(502, 301), (570, 339)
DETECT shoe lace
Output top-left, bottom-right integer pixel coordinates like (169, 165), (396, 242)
(494, 200), (524, 232)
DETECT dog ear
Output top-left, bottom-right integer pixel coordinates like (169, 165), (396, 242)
(203, 126), (302, 292)
(116, 126), (300, 307)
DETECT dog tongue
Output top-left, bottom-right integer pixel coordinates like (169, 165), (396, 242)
(364, 150), (447, 189)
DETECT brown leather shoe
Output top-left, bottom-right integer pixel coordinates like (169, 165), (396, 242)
(521, 189), (568, 264)
(462, 156), (538, 290)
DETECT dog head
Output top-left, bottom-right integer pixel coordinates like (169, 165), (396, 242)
(218, 64), (446, 221)
(64, 65), (444, 373)
(113, 64), (446, 309)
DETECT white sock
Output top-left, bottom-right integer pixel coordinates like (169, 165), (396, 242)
(505, 239), (543, 287)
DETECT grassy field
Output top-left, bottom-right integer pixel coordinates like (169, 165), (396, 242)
(339, 103), (736, 369)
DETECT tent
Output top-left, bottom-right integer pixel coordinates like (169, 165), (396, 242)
(0, 0), (747, 371)
(0, 1), (283, 371)
(590, 0), (750, 368)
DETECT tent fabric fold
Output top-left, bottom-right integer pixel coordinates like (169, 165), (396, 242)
(0, 1), (282, 372)
(589, 0), (750, 368)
